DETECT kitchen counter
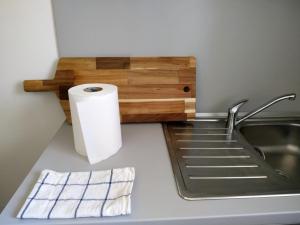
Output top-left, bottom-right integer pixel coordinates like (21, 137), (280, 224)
(1, 122), (300, 225)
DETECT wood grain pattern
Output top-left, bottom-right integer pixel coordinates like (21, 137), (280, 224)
(24, 56), (196, 123)
(120, 100), (185, 114)
(96, 57), (130, 69)
(130, 57), (194, 69)
(121, 113), (187, 123)
(57, 58), (96, 70)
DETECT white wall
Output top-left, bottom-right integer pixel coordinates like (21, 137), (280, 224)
(0, 0), (65, 211)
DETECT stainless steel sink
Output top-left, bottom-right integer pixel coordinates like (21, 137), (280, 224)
(163, 117), (300, 200)
(239, 119), (300, 184)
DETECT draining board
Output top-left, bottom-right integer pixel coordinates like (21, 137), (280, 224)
(163, 119), (299, 200)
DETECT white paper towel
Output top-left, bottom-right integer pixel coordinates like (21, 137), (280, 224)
(68, 84), (122, 164)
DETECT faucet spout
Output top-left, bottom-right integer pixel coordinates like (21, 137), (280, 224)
(235, 93), (296, 126)
(226, 93), (296, 134)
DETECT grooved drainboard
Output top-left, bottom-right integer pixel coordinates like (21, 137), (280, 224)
(163, 120), (300, 200)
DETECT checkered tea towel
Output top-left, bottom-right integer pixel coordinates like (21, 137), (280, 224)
(17, 167), (135, 219)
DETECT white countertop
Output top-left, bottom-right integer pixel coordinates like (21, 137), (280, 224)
(1, 123), (300, 225)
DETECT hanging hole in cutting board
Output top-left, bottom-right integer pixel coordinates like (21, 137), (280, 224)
(183, 86), (190, 92)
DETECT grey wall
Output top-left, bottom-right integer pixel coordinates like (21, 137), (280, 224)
(52, 0), (300, 113)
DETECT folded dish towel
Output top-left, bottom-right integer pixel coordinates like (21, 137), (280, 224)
(17, 167), (135, 219)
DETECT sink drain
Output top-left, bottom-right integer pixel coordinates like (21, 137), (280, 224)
(254, 146), (266, 160)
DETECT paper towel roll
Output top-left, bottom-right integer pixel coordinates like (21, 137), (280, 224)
(68, 84), (122, 164)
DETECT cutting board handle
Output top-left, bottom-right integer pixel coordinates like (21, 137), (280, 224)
(24, 80), (58, 92)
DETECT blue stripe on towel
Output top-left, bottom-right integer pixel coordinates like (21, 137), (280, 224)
(20, 172), (50, 219)
(47, 172), (71, 219)
(100, 169), (113, 217)
(28, 193), (131, 202)
(37, 180), (133, 186)
(74, 171), (92, 218)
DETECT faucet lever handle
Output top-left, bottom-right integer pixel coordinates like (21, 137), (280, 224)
(229, 99), (248, 113)
(226, 99), (248, 134)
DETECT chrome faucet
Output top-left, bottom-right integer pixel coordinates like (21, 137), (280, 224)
(226, 93), (296, 133)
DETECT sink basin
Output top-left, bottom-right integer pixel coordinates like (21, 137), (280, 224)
(240, 121), (300, 183)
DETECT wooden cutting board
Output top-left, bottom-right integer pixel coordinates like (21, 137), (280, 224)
(24, 56), (196, 123)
